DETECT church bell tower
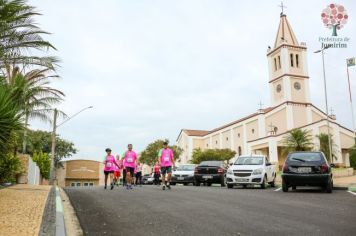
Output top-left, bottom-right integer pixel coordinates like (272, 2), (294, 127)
(267, 13), (310, 106)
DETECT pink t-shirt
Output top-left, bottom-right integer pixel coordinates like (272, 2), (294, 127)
(159, 148), (174, 167)
(104, 155), (116, 171)
(114, 160), (121, 171)
(123, 151), (137, 168)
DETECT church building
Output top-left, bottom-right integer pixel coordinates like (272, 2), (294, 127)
(176, 13), (354, 168)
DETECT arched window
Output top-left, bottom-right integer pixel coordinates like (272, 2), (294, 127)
(296, 54), (299, 68)
(238, 146), (242, 156)
(278, 56), (281, 69)
(274, 58), (277, 71)
(290, 54), (294, 67)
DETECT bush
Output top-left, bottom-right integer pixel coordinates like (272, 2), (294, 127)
(0, 154), (23, 183)
(350, 149), (356, 169)
(32, 151), (50, 179)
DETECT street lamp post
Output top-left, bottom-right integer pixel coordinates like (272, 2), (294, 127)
(314, 46), (333, 163)
(49, 106), (93, 185)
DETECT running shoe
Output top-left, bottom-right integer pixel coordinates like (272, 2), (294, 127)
(104, 185), (107, 189)
(110, 182), (114, 190)
(162, 185), (166, 190)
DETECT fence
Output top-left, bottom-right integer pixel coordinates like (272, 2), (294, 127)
(27, 156), (40, 185)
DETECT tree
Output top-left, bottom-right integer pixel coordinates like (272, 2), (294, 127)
(348, 139), (356, 169)
(0, 0), (58, 73)
(282, 129), (313, 154)
(17, 130), (77, 166)
(191, 148), (236, 164)
(0, 82), (23, 153)
(140, 139), (183, 166)
(32, 151), (50, 179)
(316, 133), (337, 162)
(321, 4), (348, 36)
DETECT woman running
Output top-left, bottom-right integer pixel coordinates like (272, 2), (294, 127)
(103, 148), (120, 190)
(135, 161), (143, 186)
(153, 162), (161, 185)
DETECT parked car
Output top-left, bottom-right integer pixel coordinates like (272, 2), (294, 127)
(142, 174), (153, 185)
(194, 161), (226, 187)
(281, 151), (334, 193)
(226, 155), (277, 189)
(171, 164), (196, 185)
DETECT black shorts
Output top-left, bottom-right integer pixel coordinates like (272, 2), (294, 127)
(104, 170), (114, 175)
(135, 172), (142, 178)
(126, 167), (135, 176)
(161, 166), (172, 174)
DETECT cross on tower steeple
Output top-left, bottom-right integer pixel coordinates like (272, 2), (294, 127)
(278, 1), (287, 15)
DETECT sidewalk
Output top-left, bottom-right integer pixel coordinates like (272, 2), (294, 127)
(0, 184), (51, 236)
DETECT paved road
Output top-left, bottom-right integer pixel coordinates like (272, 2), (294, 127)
(65, 185), (356, 236)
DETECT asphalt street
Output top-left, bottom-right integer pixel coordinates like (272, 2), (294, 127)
(65, 185), (356, 236)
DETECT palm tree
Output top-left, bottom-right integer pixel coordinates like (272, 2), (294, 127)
(316, 133), (337, 162)
(0, 0), (58, 75)
(7, 71), (65, 153)
(282, 129), (314, 154)
(0, 82), (23, 152)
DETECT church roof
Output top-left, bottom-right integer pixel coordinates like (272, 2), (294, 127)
(182, 129), (210, 136)
(274, 14), (299, 48)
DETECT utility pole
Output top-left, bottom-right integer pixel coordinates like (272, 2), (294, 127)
(49, 108), (58, 185)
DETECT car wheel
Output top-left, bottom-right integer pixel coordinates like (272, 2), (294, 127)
(325, 179), (333, 193)
(282, 180), (288, 192)
(171, 182), (176, 186)
(207, 183), (212, 186)
(260, 176), (267, 189)
(227, 184), (233, 189)
(194, 180), (200, 186)
(292, 186), (296, 190)
(221, 177), (226, 187)
(242, 184), (247, 189)
(269, 174), (276, 187)
(183, 183), (188, 186)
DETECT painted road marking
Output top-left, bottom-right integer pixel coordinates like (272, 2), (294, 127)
(274, 187), (282, 191)
(347, 191), (356, 196)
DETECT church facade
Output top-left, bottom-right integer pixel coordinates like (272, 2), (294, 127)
(176, 14), (354, 168)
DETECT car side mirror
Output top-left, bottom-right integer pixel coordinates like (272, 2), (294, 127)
(330, 163), (335, 168)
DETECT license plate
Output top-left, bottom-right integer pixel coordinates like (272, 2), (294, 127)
(298, 167), (312, 173)
(177, 177), (184, 180)
(236, 178), (249, 182)
(202, 175), (213, 179)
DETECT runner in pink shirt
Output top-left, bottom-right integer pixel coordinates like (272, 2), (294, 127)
(122, 144), (137, 190)
(113, 155), (121, 187)
(158, 141), (175, 190)
(103, 148), (120, 190)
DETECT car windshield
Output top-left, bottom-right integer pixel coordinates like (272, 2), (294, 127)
(288, 152), (322, 162)
(234, 157), (264, 165)
(176, 165), (195, 171)
(199, 161), (223, 167)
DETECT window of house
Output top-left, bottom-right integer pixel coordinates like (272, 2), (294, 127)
(237, 133), (240, 138)
(226, 137), (229, 141)
(71, 182), (81, 187)
(290, 54), (294, 67)
(84, 182), (94, 187)
(216, 141), (218, 144)
(252, 129), (255, 134)
(274, 58), (277, 71)
(296, 54), (299, 68)
(238, 146), (242, 156)
(278, 56), (281, 69)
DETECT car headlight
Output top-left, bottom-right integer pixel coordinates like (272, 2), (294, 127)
(252, 168), (263, 175)
(227, 169), (233, 175)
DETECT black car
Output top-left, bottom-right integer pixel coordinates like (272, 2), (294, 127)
(281, 151), (334, 193)
(194, 161), (226, 187)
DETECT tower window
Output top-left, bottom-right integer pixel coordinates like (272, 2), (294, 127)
(296, 54), (299, 68)
(237, 133), (240, 138)
(252, 129), (255, 134)
(226, 137), (228, 141)
(274, 58), (277, 71)
(238, 146), (242, 156)
(290, 54), (294, 67)
(216, 141), (218, 144)
(278, 56), (281, 69)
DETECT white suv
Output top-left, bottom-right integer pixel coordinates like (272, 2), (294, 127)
(226, 155), (276, 189)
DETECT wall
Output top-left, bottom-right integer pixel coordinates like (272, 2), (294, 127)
(265, 108), (287, 135)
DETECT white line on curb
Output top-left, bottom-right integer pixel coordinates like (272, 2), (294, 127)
(274, 187), (282, 192)
(347, 191), (356, 196)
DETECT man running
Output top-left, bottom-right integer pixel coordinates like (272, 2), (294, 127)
(103, 148), (120, 190)
(158, 142), (175, 190)
(122, 144), (137, 190)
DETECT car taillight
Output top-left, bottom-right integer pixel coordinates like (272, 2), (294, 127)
(283, 164), (289, 173)
(320, 164), (329, 173)
(218, 168), (224, 174)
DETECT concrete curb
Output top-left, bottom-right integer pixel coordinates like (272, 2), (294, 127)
(56, 187), (66, 236)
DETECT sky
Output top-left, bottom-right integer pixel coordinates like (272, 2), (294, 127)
(29, 0), (356, 161)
